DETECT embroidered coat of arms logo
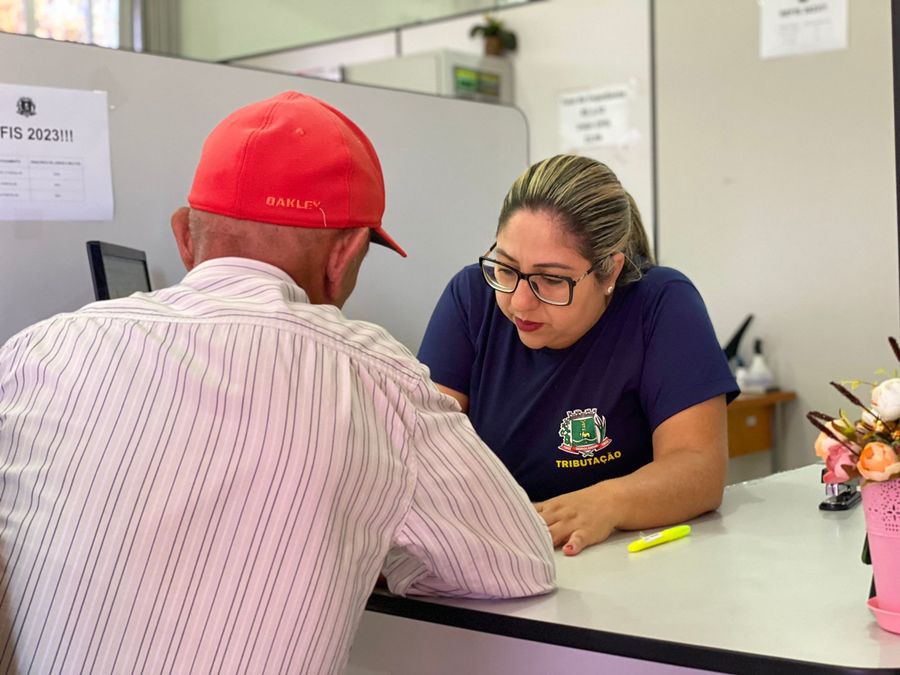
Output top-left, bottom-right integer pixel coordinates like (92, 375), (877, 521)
(558, 408), (612, 457)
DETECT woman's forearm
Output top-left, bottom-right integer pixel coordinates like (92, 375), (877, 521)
(597, 447), (726, 531)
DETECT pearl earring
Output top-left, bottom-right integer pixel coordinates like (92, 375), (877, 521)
(607, 286), (614, 295)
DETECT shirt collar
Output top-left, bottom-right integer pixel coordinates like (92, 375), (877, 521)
(182, 257), (309, 302)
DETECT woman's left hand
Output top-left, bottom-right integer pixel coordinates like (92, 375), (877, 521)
(535, 484), (618, 556)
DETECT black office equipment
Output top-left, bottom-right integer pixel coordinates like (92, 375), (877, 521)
(86, 241), (152, 301)
(818, 467), (861, 511)
(722, 314), (754, 364)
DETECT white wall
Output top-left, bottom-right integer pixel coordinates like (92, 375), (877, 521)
(656, 0), (898, 470)
(235, 0), (656, 241)
(401, 0), (654, 239)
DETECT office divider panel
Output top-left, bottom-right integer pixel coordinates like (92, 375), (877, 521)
(0, 33), (528, 348)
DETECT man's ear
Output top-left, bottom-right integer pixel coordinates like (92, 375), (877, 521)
(171, 207), (196, 270)
(324, 228), (370, 307)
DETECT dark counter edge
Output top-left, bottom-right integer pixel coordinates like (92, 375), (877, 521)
(365, 591), (892, 675)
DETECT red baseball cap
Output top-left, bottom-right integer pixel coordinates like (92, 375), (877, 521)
(188, 91), (406, 256)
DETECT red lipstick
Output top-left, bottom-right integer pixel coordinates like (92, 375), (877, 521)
(514, 317), (543, 332)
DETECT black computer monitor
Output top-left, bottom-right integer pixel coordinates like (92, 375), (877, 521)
(86, 241), (152, 301)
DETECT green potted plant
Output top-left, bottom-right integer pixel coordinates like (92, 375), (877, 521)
(469, 14), (517, 56)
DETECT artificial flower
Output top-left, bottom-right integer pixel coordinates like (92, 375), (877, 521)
(814, 421), (852, 458)
(823, 441), (860, 483)
(808, 337), (900, 485)
(872, 378), (900, 422)
(857, 441), (900, 482)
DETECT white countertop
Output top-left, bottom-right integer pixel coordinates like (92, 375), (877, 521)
(368, 465), (900, 672)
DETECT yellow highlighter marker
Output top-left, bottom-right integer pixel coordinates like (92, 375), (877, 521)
(627, 525), (691, 553)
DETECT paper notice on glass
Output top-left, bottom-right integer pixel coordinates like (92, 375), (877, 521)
(759, 0), (848, 60)
(558, 84), (631, 153)
(0, 83), (113, 221)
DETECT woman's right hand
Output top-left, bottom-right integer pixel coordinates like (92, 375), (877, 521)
(535, 483), (619, 555)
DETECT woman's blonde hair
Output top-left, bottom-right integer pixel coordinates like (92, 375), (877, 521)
(497, 155), (654, 286)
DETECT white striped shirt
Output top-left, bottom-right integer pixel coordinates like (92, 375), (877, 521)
(0, 257), (555, 675)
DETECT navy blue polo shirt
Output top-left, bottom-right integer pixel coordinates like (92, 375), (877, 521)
(418, 264), (738, 502)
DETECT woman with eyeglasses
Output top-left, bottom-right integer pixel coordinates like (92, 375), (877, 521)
(418, 155), (738, 556)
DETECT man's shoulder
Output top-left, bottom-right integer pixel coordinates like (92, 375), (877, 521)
(298, 305), (428, 383)
(0, 314), (64, 354)
(2, 289), (429, 389)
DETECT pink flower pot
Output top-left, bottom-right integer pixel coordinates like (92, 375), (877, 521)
(862, 479), (900, 632)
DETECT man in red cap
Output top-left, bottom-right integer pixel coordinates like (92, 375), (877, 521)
(0, 91), (554, 674)
(176, 89), (406, 303)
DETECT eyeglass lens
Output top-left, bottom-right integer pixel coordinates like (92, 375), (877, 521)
(481, 259), (572, 305)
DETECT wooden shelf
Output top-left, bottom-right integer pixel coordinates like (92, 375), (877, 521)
(727, 390), (797, 458)
(729, 390), (797, 409)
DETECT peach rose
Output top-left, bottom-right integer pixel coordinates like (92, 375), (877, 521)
(814, 421), (857, 459)
(857, 441), (900, 482)
(872, 378), (900, 422)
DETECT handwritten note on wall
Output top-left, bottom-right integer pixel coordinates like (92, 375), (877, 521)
(558, 84), (632, 154)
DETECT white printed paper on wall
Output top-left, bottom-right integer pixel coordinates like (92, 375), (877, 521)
(759, 0), (848, 60)
(0, 83), (113, 221)
(558, 84), (631, 153)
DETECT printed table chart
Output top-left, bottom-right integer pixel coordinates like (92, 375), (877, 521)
(0, 156), (85, 203)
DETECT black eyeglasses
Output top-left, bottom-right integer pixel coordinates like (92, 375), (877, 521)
(478, 248), (597, 306)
